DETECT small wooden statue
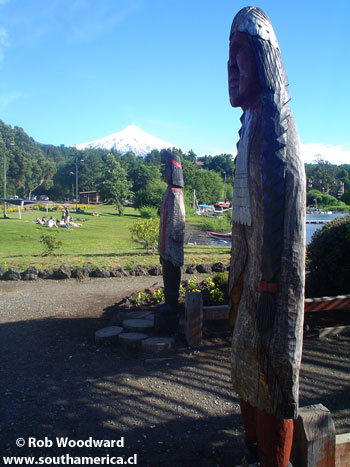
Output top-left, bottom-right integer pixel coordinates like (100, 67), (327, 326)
(155, 151), (186, 332)
(228, 7), (306, 466)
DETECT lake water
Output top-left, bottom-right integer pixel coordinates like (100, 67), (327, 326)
(306, 212), (348, 244)
(208, 212), (349, 246)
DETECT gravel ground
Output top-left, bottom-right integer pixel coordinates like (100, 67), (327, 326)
(0, 276), (349, 466)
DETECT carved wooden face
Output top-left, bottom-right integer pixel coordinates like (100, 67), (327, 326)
(164, 158), (172, 185)
(228, 32), (261, 109)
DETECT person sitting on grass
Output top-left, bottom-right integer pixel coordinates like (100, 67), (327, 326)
(57, 218), (70, 228)
(68, 218), (82, 227)
(46, 216), (58, 228)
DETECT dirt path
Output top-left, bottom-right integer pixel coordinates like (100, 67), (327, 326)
(1, 277), (349, 466)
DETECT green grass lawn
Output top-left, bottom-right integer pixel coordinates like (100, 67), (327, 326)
(0, 205), (230, 270)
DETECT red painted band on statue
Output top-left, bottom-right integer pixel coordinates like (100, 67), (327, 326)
(171, 187), (185, 203)
(259, 281), (278, 293)
(170, 159), (182, 169)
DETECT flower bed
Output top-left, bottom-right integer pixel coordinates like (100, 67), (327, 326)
(120, 271), (229, 309)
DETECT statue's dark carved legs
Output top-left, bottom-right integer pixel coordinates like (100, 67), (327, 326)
(240, 398), (293, 467)
(161, 258), (181, 311)
(154, 258), (181, 333)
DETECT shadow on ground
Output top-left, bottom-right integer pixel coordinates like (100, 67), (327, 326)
(0, 315), (247, 466)
(1, 307), (349, 466)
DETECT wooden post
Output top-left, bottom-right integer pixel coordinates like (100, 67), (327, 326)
(185, 292), (203, 347)
(203, 304), (229, 321)
(291, 404), (336, 466)
(336, 433), (350, 466)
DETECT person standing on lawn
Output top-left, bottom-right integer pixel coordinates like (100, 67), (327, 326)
(228, 7), (306, 466)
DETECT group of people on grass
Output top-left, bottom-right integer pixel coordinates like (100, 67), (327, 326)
(35, 208), (82, 229)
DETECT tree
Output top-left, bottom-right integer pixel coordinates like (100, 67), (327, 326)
(144, 149), (162, 165)
(342, 189), (350, 205)
(306, 156), (337, 194)
(133, 179), (167, 209)
(129, 164), (162, 194)
(49, 162), (73, 199)
(98, 154), (131, 215)
(0, 122), (56, 199)
(77, 148), (107, 192)
(197, 153), (234, 177)
(307, 189), (344, 207)
(182, 159), (225, 204)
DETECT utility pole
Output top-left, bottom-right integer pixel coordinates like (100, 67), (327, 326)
(3, 145), (6, 218)
(75, 154), (84, 211)
(75, 153), (78, 210)
(222, 171), (227, 202)
(3, 141), (14, 219)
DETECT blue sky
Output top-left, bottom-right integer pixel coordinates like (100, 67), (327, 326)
(1, 0), (349, 164)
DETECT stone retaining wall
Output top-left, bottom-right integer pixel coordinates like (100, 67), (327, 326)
(0, 262), (229, 282)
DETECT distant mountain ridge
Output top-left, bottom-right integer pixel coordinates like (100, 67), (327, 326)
(75, 125), (174, 157)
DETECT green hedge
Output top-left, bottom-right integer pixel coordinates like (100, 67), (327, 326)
(306, 215), (350, 297)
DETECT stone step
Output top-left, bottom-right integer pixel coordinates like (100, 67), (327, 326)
(95, 326), (124, 344)
(141, 337), (175, 353)
(118, 332), (149, 349)
(111, 310), (155, 326)
(122, 318), (154, 332)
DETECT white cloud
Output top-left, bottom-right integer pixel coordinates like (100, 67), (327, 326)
(0, 91), (22, 111)
(301, 143), (350, 165)
(0, 26), (9, 61)
(69, 0), (142, 41)
(204, 142), (350, 166)
(0, 27), (8, 45)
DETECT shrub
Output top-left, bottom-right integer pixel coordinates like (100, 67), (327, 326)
(306, 215), (350, 297)
(129, 218), (159, 253)
(0, 205), (17, 213)
(209, 288), (225, 304)
(132, 291), (149, 306)
(323, 205), (349, 212)
(133, 180), (167, 210)
(153, 288), (165, 303)
(139, 206), (159, 219)
(307, 189), (344, 207)
(213, 271), (229, 290)
(187, 276), (199, 291)
(199, 211), (232, 233)
(40, 232), (62, 256)
(203, 275), (215, 290)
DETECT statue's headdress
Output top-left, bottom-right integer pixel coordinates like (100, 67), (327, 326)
(164, 150), (184, 188)
(230, 7), (279, 48)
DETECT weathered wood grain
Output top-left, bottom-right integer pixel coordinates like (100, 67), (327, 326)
(185, 292), (203, 347)
(291, 404), (336, 466)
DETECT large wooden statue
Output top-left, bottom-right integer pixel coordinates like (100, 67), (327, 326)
(155, 151), (186, 332)
(228, 7), (306, 466)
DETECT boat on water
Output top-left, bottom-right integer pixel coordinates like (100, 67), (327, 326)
(214, 201), (231, 209)
(213, 201), (231, 214)
(206, 231), (232, 242)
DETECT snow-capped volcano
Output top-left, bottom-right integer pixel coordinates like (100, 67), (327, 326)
(75, 125), (174, 157)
